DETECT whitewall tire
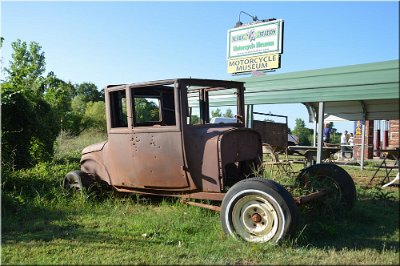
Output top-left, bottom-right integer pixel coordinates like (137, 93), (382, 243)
(221, 178), (297, 243)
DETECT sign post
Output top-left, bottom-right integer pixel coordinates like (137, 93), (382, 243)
(227, 19), (284, 74)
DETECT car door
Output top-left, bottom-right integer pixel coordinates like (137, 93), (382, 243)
(127, 84), (189, 189)
(106, 83), (189, 190)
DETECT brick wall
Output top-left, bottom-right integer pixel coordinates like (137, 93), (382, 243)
(388, 120), (399, 148)
(353, 120), (374, 159)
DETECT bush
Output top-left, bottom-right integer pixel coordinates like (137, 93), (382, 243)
(1, 86), (58, 168)
(1, 39), (104, 168)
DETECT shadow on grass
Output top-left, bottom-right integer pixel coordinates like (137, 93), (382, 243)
(1, 166), (81, 244)
(1, 203), (161, 246)
(1, 194), (185, 253)
(2, 201), (78, 243)
(1, 174), (174, 246)
(295, 198), (399, 251)
(3, 196), (399, 254)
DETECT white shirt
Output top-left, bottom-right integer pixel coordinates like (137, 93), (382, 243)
(349, 137), (354, 146)
(341, 133), (347, 144)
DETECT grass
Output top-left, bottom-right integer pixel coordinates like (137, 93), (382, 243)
(1, 130), (399, 265)
(53, 129), (107, 163)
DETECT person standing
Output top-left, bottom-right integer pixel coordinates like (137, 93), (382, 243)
(323, 123), (332, 144)
(348, 133), (354, 158)
(341, 130), (348, 159)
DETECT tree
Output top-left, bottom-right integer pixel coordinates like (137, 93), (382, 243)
(211, 108), (234, 118)
(71, 95), (87, 114)
(2, 39), (107, 168)
(1, 83), (35, 167)
(67, 82), (104, 134)
(292, 118), (312, 146)
(74, 82), (104, 102)
(211, 108), (222, 118)
(190, 115), (200, 124)
(1, 40), (58, 168)
(224, 108), (233, 118)
(6, 40), (45, 97)
(82, 101), (106, 132)
(135, 98), (159, 123)
(43, 72), (75, 128)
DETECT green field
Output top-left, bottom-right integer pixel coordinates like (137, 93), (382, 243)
(1, 130), (399, 265)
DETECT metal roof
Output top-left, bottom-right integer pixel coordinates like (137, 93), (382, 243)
(237, 60), (399, 121)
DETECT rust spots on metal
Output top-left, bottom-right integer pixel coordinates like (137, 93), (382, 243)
(294, 190), (327, 205)
(182, 200), (221, 212)
(251, 213), (262, 223)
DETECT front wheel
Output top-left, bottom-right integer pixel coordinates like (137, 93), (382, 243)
(63, 170), (94, 194)
(220, 178), (297, 243)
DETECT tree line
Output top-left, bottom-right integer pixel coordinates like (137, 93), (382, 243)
(1, 39), (106, 169)
(1, 39), (333, 170)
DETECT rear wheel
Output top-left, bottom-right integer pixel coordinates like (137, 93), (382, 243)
(221, 178), (297, 243)
(295, 164), (356, 210)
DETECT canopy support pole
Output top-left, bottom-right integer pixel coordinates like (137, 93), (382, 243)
(360, 101), (367, 170)
(313, 120), (318, 147)
(245, 104), (254, 128)
(317, 102), (325, 163)
(361, 122), (366, 170)
(303, 103), (318, 147)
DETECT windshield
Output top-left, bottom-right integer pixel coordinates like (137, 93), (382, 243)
(186, 85), (243, 125)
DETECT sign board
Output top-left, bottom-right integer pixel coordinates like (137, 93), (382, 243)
(354, 120), (364, 136)
(227, 54), (280, 74)
(227, 19), (284, 60)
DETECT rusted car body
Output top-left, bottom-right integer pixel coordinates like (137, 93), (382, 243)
(65, 78), (356, 243)
(80, 79), (261, 200)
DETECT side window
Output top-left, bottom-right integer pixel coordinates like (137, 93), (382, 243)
(132, 87), (176, 127)
(134, 97), (160, 124)
(110, 90), (128, 128)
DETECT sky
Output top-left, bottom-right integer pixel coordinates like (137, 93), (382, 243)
(1, 1), (399, 132)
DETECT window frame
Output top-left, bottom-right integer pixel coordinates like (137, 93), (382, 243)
(129, 84), (180, 133)
(107, 86), (131, 134)
(185, 85), (243, 127)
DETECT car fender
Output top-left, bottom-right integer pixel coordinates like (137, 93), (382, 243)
(80, 142), (111, 185)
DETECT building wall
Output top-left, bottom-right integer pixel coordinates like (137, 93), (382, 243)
(388, 120), (399, 148)
(353, 120), (374, 159)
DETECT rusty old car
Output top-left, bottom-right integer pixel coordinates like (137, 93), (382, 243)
(64, 78), (356, 243)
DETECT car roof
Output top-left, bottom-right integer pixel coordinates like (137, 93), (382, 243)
(105, 78), (244, 90)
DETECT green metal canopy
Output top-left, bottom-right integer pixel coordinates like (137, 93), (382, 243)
(233, 59), (399, 166)
(237, 60), (399, 121)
